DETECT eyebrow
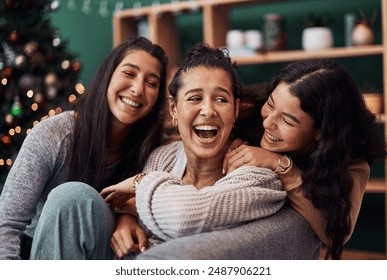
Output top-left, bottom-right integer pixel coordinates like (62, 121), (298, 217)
(184, 86), (231, 96)
(121, 63), (160, 81)
(269, 95), (301, 124)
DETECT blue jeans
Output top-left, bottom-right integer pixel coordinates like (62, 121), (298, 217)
(30, 182), (115, 260)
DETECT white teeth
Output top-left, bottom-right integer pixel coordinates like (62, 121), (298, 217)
(194, 125), (218, 131)
(121, 97), (140, 108)
(266, 132), (282, 142)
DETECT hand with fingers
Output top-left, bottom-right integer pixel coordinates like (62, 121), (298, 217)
(223, 138), (282, 174)
(111, 214), (148, 259)
(100, 176), (137, 210)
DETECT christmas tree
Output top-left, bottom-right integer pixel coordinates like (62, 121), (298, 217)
(0, 0), (81, 186)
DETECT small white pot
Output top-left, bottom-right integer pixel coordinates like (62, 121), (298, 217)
(302, 27), (333, 50)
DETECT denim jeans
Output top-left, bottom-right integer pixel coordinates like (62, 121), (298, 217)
(30, 182), (115, 259)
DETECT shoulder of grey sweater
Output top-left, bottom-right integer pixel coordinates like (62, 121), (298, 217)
(23, 111), (74, 157)
(210, 166), (283, 191)
(29, 111), (74, 140)
(143, 141), (183, 173)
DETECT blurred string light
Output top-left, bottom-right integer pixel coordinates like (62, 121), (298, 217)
(0, 79), (85, 166)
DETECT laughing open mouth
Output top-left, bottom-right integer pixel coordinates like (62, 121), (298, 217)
(121, 97), (142, 108)
(194, 125), (219, 139)
(265, 132), (282, 142)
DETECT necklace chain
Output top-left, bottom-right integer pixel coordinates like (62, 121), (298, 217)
(187, 164), (224, 186)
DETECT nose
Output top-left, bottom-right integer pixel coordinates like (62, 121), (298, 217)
(262, 111), (277, 130)
(130, 79), (144, 96)
(200, 99), (217, 117)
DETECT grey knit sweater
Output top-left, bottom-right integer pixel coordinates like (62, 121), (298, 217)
(136, 141), (287, 242)
(0, 111), (75, 259)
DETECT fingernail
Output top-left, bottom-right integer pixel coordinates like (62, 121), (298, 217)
(141, 247), (147, 252)
(222, 168), (226, 174)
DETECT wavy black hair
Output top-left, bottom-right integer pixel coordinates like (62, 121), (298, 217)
(267, 59), (386, 259)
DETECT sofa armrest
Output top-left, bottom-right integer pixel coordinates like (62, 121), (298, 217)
(137, 205), (321, 260)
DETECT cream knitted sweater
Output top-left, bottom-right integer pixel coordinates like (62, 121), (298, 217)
(135, 141), (287, 241)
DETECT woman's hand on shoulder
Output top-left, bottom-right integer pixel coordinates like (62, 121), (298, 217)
(111, 213), (148, 259)
(223, 138), (281, 174)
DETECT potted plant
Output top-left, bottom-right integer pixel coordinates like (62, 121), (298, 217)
(301, 13), (334, 50)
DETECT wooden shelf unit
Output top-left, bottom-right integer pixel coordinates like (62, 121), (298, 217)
(114, 0), (387, 260)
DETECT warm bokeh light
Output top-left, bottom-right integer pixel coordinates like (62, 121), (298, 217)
(31, 103), (38, 111)
(68, 94), (77, 103)
(75, 83), (85, 94)
(48, 109), (56, 116)
(55, 107), (63, 114)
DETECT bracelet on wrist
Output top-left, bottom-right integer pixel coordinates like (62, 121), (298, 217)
(274, 155), (292, 173)
(132, 172), (147, 191)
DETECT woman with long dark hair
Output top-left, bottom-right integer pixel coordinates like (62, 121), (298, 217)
(0, 36), (168, 259)
(224, 59), (386, 259)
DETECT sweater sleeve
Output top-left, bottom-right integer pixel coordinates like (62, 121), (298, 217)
(279, 161), (369, 245)
(0, 115), (72, 259)
(136, 166), (286, 240)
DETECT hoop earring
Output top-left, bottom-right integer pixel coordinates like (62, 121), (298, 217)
(172, 117), (178, 127)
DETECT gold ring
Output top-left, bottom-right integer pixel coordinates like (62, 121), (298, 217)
(235, 146), (239, 153)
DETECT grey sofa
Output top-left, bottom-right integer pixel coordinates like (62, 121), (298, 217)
(137, 205), (322, 260)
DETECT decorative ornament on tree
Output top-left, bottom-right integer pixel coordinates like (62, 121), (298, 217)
(10, 97), (22, 117)
(14, 54), (27, 69)
(2, 42), (16, 65)
(2, 67), (13, 78)
(52, 30), (61, 47)
(18, 73), (36, 90)
(46, 87), (58, 100)
(5, 114), (14, 126)
(61, 59), (71, 70)
(33, 92), (44, 105)
(72, 59), (81, 72)
(9, 30), (18, 43)
(23, 41), (39, 56)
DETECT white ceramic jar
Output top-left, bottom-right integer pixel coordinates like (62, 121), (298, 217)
(302, 27), (333, 50)
(226, 30), (245, 48)
(244, 30), (263, 50)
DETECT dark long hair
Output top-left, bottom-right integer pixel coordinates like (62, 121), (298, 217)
(267, 59), (386, 259)
(69, 36), (168, 190)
